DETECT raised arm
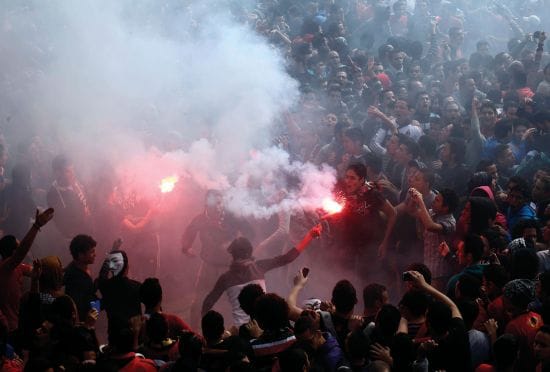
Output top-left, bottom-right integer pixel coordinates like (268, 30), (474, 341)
(407, 270), (461, 319)
(3, 208), (54, 272)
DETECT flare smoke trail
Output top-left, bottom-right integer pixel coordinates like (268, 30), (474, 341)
(0, 0), (337, 217)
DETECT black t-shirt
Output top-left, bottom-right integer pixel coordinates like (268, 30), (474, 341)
(330, 187), (385, 250)
(426, 317), (471, 372)
(63, 262), (96, 322)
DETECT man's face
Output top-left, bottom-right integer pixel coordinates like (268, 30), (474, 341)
(337, 71), (348, 83)
(373, 64), (384, 75)
(507, 190), (525, 209)
(79, 247), (96, 265)
(439, 143), (452, 163)
(56, 166), (76, 186)
(480, 108), (497, 127)
(394, 100), (410, 121)
(543, 220), (550, 243)
(532, 179), (550, 202)
(382, 91), (396, 109)
(534, 331), (550, 361)
(345, 169), (364, 194)
(386, 135), (399, 155)
(514, 125), (527, 142)
(444, 103), (460, 123)
(409, 66), (422, 80)
(486, 164), (499, 181)
(523, 228), (538, 247)
(342, 135), (357, 154)
(498, 148), (516, 168)
(329, 52), (340, 68)
(505, 106), (518, 119)
(416, 94), (430, 112)
(107, 253), (124, 276)
(391, 52), (404, 69)
(477, 43), (489, 56)
(206, 193), (224, 216)
(329, 90), (342, 104)
(395, 144), (412, 165)
(462, 78), (476, 94)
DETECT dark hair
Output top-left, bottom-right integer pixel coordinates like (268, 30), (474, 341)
(363, 283), (387, 309)
(476, 159), (495, 172)
(51, 295), (77, 325)
(483, 264), (509, 289)
(238, 284), (265, 316)
(494, 144), (511, 161)
(493, 334), (519, 370)
(399, 290), (429, 318)
(332, 280), (358, 314)
(512, 219), (540, 239)
(52, 154), (71, 172)
(457, 273), (482, 299)
(438, 188), (459, 213)
(406, 263), (432, 284)
(254, 293), (289, 331)
(147, 312), (169, 344)
(373, 305), (401, 345)
(510, 248), (539, 280)
(365, 153), (383, 174)
(399, 136), (420, 159)
(467, 172), (493, 194)
(346, 163), (367, 180)
(69, 234), (96, 260)
(279, 348), (309, 372)
(294, 315), (316, 336)
(468, 197), (497, 234)
(463, 234), (485, 262)
(427, 301), (452, 335)
(456, 300), (479, 330)
(140, 277), (162, 310)
(445, 137), (466, 163)
(0, 235), (17, 259)
(202, 310), (225, 343)
(172, 331), (204, 372)
(227, 237), (253, 260)
(418, 135), (437, 158)
(344, 127), (364, 144)
(346, 329), (371, 360)
(494, 120), (512, 140)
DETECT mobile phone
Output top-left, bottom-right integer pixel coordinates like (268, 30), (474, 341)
(90, 299), (101, 312)
(302, 267), (310, 278)
(402, 272), (413, 281)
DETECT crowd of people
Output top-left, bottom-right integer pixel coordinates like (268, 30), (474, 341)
(2, 0), (550, 370)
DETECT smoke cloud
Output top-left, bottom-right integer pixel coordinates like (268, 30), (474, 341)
(0, 1), (336, 218)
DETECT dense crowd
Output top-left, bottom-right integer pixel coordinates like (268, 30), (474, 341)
(2, 0), (550, 371)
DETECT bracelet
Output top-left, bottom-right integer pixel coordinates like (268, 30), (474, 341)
(32, 223), (41, 231)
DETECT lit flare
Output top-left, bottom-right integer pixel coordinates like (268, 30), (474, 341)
(159, 175), (178, 193)
(322, 197), (344, 215)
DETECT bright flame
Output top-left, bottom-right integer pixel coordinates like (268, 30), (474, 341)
(322, 197), (344, 215)
(159, 175), (178, 193)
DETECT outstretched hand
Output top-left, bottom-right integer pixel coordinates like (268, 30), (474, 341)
(35, 208), (54, 228)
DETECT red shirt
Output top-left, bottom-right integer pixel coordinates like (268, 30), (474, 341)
(505, 311), (542, 372)
(0, 262), (31, 332)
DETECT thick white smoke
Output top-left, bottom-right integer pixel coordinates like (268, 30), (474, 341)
(0, 0), (337, 218)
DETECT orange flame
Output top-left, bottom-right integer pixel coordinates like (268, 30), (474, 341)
(159, 175), (178, 193)
(322, 197), (344, 215)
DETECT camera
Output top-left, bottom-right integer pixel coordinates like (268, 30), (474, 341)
(302, 267), (310, 277)
(402, 272), (413, 281)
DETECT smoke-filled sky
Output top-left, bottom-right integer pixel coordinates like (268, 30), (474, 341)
(0, 0), (337, 218)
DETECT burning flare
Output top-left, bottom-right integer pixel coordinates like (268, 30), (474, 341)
(322, 197), (344, 215)
(159, 175), (178, 193)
